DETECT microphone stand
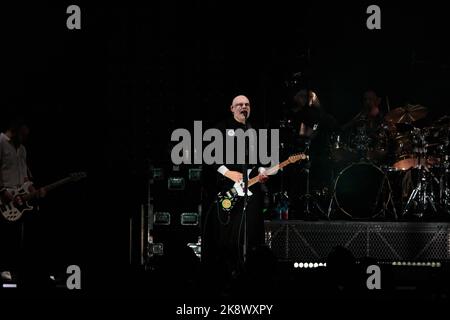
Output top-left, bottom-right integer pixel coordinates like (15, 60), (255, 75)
(241, 114), (249, 266)
(301, 124), (321, 219)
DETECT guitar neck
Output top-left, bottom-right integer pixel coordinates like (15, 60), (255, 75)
(43, 177), (74, 192)
(22, 177), (74, 202)
(247, 158), (293, 188)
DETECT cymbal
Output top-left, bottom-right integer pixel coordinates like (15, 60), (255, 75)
(432, 115), (450, 127)
(384, 104), (428, 124)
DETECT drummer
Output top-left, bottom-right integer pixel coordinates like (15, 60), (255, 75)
(341, 89), (388, 163)
(343, 89), (384, 135)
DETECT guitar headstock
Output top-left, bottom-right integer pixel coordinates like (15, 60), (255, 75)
(288, 153), (308, 164)
(69, 172), (87, 181)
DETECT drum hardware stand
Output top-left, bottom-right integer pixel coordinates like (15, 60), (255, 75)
(373, 169), (398, 220)
(326, 184), (337, 219)
(371, 174), (386, 218)
(326, 160), (349, 220)
(439, 154), (450, 215)
(436, 133), (450, 214)
(326, 156), (348, 219)
(326, 152), (348, 219)
(300, 159), (328, 220)
(402, 130), (439, 218)
(402, 156), (438, 218)
(299, 126), (328, 220)
(300, 159), (313, 217)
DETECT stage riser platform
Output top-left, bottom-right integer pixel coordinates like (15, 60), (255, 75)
(264, 221), (450, 262)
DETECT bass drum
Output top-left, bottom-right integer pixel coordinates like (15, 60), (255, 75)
(333, 162), (391, 219)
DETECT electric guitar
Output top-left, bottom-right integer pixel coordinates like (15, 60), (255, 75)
(0, 172), (87, 222)
(217, 153), (308, 211)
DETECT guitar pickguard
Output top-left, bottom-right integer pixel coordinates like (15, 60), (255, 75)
(0, 191), (33, 222)
(218, 168), (255, 212)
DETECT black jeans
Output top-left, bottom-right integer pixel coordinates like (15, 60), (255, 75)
(0, 220), (24, 271)
(202, 192), (264, 278)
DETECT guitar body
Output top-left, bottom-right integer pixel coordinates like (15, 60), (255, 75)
(0, 182), (34, 222)
(0, 172), (86, 222)
(218, 169), (255, 212)
(217, 153), (307, 212)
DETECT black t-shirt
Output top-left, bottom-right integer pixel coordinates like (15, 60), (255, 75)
(202, 116), (268, 197)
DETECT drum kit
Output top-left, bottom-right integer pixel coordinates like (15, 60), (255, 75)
(272, 103), (450, 221)
(326, 104), (450, 220)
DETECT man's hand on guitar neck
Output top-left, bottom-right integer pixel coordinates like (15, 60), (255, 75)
(28, 184), (47, 199)
(224, 171), (243, 183)
(257, 171), (269, 183)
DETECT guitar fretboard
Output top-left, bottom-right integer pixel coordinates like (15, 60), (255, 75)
(247, 155), (305, 188)
(22, 176), (79, 201)
(44, 177), (75, 191)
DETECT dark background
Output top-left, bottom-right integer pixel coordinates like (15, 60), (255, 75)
(1, 1), (449, 296)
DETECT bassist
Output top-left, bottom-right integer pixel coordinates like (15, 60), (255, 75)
(0, 116), (45, 281)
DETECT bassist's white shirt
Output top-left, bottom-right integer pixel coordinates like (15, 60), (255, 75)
(0, 133), (29, 189)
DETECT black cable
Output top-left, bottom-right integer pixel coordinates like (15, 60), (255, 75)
(237, 198), (246, 271)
